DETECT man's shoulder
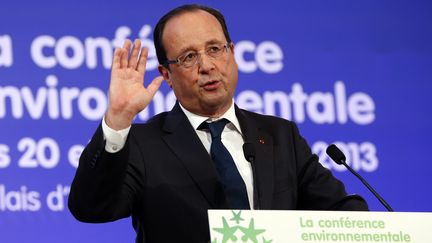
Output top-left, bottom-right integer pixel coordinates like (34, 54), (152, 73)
(131, 110), (170, 130)
(238, 107), (294, 127)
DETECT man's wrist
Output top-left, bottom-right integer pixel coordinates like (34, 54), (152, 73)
(102, 116), (131, 153)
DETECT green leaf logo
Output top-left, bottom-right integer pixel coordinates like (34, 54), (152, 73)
(212, 210), (272, 243)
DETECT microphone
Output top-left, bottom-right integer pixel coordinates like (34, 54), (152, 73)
(242, 142), (259, 209)
(326, 144), (394, 211)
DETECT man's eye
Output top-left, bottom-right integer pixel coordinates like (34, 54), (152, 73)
(208, 46), (221, 53)
(182, 53), (197, 63)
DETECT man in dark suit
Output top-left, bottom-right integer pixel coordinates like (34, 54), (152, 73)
(68, 4), (368, 243)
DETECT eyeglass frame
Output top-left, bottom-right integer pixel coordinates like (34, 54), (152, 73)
(162, 42), (231, 68)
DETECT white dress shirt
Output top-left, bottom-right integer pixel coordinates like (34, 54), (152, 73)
(101, 102), (254, 209)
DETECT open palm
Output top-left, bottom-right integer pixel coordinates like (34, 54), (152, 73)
(106, 39), (163, 130)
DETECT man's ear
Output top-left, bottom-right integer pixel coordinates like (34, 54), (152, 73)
(158, 64), (172, 88)
(229, 42), (235, 54)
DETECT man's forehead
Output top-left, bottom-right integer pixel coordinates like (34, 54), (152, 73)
(162, 10), (225, 49)
(165, 9), (217, 27)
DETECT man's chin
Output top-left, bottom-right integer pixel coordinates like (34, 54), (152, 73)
(201, 97), (232, 114)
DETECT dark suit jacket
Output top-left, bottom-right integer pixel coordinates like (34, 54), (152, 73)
(68, 102), (368, 243)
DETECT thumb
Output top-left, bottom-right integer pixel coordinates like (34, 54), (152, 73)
(146, 76), (164, 96)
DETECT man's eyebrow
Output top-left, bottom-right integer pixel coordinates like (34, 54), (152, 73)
(175, 39), (226, 56)
(176, 46), (196, 56)
(206, 39), (227, 46)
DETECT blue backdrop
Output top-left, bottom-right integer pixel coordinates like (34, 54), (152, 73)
(1, 0), (431, 242)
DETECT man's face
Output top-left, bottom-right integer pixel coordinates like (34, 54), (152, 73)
(158, 10), (238, 117)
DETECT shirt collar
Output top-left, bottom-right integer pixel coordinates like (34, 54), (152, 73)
(179, 101), (243, 134)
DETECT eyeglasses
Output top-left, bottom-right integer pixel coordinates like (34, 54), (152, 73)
(164, 42), (230, 68)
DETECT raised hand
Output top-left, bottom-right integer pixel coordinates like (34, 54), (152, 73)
(105, 39), (164, 130)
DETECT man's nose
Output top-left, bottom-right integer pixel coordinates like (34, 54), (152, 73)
(197, 53), (216, 72)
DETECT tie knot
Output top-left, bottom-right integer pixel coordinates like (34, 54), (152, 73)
(201, 118), (229, 139)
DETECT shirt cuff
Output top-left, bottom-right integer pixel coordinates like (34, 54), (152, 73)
(102, 116), (131, 153)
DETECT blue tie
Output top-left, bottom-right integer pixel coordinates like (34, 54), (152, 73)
(201, 119), (250, 209)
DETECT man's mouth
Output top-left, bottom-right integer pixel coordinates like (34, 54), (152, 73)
(201, 80), (220, 91)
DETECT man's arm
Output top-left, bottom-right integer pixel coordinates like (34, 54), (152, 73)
(68, 124), (133, 222)
(68, 39), (163, 222)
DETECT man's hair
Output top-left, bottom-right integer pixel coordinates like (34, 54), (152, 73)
(153, 4), (232, 67)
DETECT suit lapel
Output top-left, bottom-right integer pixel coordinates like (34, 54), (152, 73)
(161, 103), (228, 208)
(236, 106), (275, 209)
